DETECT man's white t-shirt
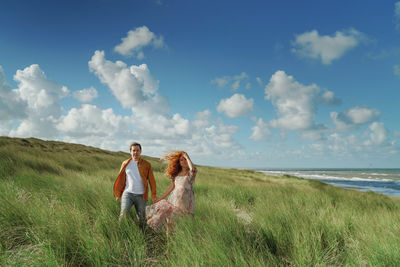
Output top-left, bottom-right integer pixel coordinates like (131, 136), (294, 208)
(124, 160), (145, 194)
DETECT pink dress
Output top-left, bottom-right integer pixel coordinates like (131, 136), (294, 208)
(146, 171), (196, 231)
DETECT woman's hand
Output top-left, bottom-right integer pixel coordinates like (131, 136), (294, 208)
(183, 152), (195, 176)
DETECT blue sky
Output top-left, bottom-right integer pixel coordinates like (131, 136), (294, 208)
(1, 0), (399, 168)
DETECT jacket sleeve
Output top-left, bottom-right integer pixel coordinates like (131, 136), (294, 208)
(113, 159), (128, 198)
(147, 163), (157, 200)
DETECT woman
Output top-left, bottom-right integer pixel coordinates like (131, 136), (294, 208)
(146, 151), (197, 231)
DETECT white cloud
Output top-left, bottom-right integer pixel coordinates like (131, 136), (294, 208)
(346, 107), (380, 124)
(89, 50), (191, 139)
(300, 128), (326, 141)
(57, 104), (127, 137)
(211, 72), (249, 91)
(327, 133), (360, 155)
(13, 64), (69, 116)
(130, 112), (191, 139)
(394, 65), (400, 78)
(291, 29), (365, 64)
(365, 122), (387, 146)
(217, 93), (254, 118)
(0, 66), (27, 121)
(211, 76), (229, 87)
(395, 2), (400, 30)
(8, 64), (69, 138)
(73, 87), (98, 103)
(135, 119), (241, 160)
(200, 123), (239, 150)
(10, 117), (60, 139)
(308, 122), (398, 159)
(232, 80), (240, 91)
(192, 110), (211, 129)
(1, 60), (243, 163)
(319, 90), (341, 105)
(89, 50), (165, 112)
(265, 70), (330, 131)
(88, 51), (241, 157)
(331, 106), (380, 131)
(114, 26), (165, 58)
(233, 72), (248, 89)
(250, 118), (270, 142)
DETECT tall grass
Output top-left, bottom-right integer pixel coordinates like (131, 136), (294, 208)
(1, 136), (400, 266)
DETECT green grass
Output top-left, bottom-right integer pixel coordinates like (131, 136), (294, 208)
(1, 136), (400, 266)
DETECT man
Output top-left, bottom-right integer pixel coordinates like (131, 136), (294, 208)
(113, 142), (156, 227)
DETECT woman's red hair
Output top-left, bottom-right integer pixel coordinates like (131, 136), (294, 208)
(163, 151), (185, 179)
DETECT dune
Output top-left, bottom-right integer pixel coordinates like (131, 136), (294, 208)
(1, 136), (399, 266)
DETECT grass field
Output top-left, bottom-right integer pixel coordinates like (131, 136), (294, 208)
(1, 136), (400, 266)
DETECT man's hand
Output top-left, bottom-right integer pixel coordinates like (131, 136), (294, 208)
(153, 198), (159, 203)
(116, 197), (120, 203)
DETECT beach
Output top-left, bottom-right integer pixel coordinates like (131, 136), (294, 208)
(258, 168), (400, 197)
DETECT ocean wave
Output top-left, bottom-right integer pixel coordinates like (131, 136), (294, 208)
(259, 169), (400, 197)
(260, 171), (394, 182)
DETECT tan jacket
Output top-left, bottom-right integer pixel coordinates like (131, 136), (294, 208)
(113, 158), (156, 201)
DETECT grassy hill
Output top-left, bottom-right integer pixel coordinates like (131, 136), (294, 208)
(1, 136), (400, 266)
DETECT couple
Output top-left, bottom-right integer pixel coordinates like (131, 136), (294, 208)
(113, 142), (197, 231)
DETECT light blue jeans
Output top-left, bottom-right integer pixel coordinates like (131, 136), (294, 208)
(119, 191), (147, 227)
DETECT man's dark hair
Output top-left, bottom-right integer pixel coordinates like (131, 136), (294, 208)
(130, 142), (142, 151)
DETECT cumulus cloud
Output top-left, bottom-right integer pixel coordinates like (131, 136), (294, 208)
(211, 72), (249, 91)
(89, 50), (192, 140)
(1, 58), (242, 162)
(202, 124), (239, 149)
(250, 118), (270, 142)
(135, 117), (241, 160)
(308, 121), (398, 159)
(13, 64), (69, 116)
(211, 77), (229, 88)
(192, 110), (211, 129)
(319, 90), (341, 105)
(8, 64), (69, 138)
(57, 104), (127, 137)
(73, 87), (98, 103)
(331, 106), (380, 131)
(0, 66), (27, 121)
(326, 133), (360, 155)
(300, 126), (327, 142)
(291, 29), (365, 64)
(89, 50), (166, 112)
(114, 26), (165, 58)
(217, 93), (254, 118)
(365, 122), (387, 146)
(346, 107), (380, 124)
(265, 70), (336, 131)
(88, 51), (241, 156)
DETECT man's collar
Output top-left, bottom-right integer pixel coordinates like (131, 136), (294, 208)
(131, 157), (141, 163)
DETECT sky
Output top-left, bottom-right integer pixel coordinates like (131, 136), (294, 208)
(0, 0), (400, 168)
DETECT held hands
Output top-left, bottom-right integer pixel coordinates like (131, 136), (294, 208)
(116, 197), (121, 203)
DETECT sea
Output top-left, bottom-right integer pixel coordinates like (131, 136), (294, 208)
(256, 168), (400, 197)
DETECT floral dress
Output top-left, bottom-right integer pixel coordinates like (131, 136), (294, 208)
(146, 171), (196, 231)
